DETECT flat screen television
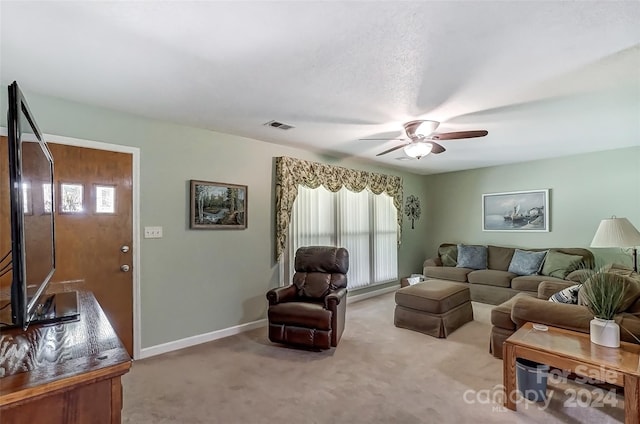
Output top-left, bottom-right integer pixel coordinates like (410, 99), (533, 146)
(5, 81), (57, 329)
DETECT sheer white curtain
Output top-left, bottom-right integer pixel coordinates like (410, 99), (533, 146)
(287, 185), (398, 290)
(337, 188), (371, 289)
(372, 193), (398, 283)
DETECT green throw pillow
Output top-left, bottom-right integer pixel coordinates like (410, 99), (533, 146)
(438, 245), (458, 267)
(541, 250), (584, 279)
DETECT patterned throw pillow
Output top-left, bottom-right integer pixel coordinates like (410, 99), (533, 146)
(456, 244), (487, 270)
(549, 284), (582, 304)
(438, 245), (458, 267)
(508, 249), (548, 276)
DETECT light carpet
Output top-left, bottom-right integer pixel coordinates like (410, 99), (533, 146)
(123, 292), (624, 423)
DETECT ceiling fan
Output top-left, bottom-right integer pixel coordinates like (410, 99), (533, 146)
(368, 120), (488, 159)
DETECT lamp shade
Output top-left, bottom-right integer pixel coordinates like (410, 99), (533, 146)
(404, 142), (433, 159)
(590, 217), (640, 248)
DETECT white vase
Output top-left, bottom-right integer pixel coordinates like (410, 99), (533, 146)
(590, 318), (620, 348)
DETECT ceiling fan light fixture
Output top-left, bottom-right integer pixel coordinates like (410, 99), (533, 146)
(414, 120), (439, 137)
(404, 142), (433, 159)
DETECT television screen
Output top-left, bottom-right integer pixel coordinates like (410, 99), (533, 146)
(6, 81), (56, 329)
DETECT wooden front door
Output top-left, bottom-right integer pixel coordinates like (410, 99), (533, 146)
(49, 143), (134, 356)
(1, 137), (134, 355)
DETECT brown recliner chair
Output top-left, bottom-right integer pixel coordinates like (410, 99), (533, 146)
(266, 246), (349, 350)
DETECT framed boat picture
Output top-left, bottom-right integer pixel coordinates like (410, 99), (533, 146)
(482, 189), (549, 232)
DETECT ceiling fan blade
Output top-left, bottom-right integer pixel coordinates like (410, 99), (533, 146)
(376, 143), (408, 156)
(360, 138), (407, 141)
(429, 130), (488, 140)
(429, 142), (446, 154)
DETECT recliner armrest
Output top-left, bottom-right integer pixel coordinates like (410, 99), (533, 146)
(325, 287), (347, 310)
(266, 284), (298, 305)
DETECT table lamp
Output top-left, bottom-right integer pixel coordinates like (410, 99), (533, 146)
(591, 216), (640, 272)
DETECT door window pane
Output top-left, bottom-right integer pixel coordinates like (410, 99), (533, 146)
(21, 181), (31, 215)
(95, 185), (116, 214)
(42, 183), (52, 213)
(60, 183), (84, 213)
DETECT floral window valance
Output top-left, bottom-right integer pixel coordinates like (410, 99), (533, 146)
(275, 156), (403, 260)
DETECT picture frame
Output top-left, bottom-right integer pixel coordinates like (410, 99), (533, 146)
(482, 189), (549, 232)
(190, 180), (247, 229)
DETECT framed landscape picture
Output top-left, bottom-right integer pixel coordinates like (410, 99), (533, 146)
(482, 189), (549, 232)
(190, 180), (247, 229)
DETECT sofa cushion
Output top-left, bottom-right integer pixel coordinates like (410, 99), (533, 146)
(488, 245), (515, 271)
(566, 268), (593, 283)
(627, 297), (640, 314)
(511, 274), (566, 292)
(622, 275), (640, 310)
(438, 245), (458, 267)
(541, 250), (584, 279)
(456, 244), (487, 270)
(548, 284), (581, 304)
(468, 269), (516, 288)
(508, 249), (548, 276)
(424, 266), (472, 282)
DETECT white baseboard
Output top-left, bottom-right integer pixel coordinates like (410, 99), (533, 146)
(139, 284), (398, 359)
(347, 283), (399, 304)
(139, 318), (267, 359)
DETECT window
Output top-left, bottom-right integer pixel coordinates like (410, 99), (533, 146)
(288, 185), (398, 290)
(60, 183), (83, 213)
(42, 183), (52, 213)
(95, 185), (116, 214)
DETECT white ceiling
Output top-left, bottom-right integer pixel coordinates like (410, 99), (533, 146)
(1, 1), (639, 175)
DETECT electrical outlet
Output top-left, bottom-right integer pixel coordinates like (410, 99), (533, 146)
(144, 226), (163, 239)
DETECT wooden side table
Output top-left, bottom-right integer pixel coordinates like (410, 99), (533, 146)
(503, 322), (640, 424)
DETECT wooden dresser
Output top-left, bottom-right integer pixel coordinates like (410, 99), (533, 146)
(0, 291), (132, 423)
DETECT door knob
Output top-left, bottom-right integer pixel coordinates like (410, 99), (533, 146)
(120, 265), (130, 272)
(121, 245), (130, 253)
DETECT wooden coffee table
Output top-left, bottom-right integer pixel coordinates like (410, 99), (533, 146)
(503, 322), (640, 423)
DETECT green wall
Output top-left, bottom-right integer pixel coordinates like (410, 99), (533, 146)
(0, 90), (429, 349)
(3, 88), (637, 351)
(424, 147), (640, 267)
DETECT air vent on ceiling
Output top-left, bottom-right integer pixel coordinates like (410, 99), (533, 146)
(264, 120), (295, 130)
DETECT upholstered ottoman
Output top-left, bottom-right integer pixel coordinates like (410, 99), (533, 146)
(394, 279), (473, 338)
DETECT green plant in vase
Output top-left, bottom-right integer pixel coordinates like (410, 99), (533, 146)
(580, 266), (627, 348)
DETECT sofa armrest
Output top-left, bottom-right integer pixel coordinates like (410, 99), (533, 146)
(325, 287), (347, 310)
(537, 280), (576, 299)
(423, 257), (442, 267)
(618, 313), (640, 344)
(511, 296), (594, 334)
(266, 284), (298, 305)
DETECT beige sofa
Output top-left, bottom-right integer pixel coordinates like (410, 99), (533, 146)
(490, 275), (640, 359)
(422, 243), (594, 305)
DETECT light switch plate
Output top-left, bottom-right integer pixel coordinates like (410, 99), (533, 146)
(144, 226), (163, 239)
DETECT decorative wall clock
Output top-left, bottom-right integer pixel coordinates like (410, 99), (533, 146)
(405, 195), (421, 229)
